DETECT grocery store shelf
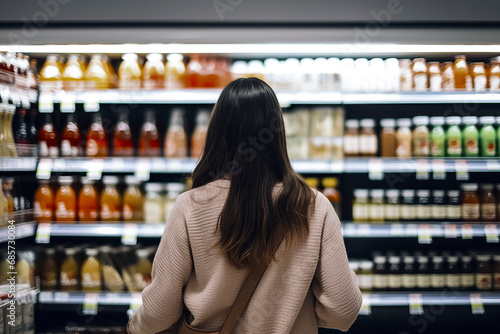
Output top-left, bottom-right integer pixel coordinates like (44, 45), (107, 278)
(342, 92), (500, 104)
(0, 157), (37, 171)
(38, 291), (140, 306)
(0, 221), (37, 243)
(44, 223), (165, 238)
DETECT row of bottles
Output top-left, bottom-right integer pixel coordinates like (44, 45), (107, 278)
(34, 176), (187, 223)
(344, 115), (500, 158)
(0, 250), (35, 287)
(352, 183), (499, 223)
(0, 177), (34, 227)
(0, 51), (37, 89)
(304, 177), (342, 218)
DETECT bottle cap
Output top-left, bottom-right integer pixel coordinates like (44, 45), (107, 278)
(360, 261), (373, 269)
(370, 189), (384, 198)
(380, 118), (396, 128)
(397, 118), (412, 128)
(305, 178), (319, 188)
(402, 189), (415, 197)
(99, 245), (112, 253)
(480, 183), (494, 191)
(136, 249), (150, 258)
(403, 256), (414, 263)
(447, 190), (460, 197)
(448, 256), (458, 263)
(102, 176), (119, 185)
(432, 256), (444, 263)
(122, 53), (138, 61)
(461, 255), (472, 262)
(58, 176), (73, 185)
(80, 176), (95, 185)
(345, 119), (359, 128)
(85, 248), (99, 256)
(146, 53), (163, 61)
(446, 116), (462, 125)
(462, 116), (478, 125)
(385, 189), (400, 198)
(360, 119), (375, 128)
(45, 248), (56, 255)
(417, 256), (429, 263)
(389, 256), (401, 264)
(145, 182), (163, 192)
(65, 248), (77, 256)
(354, 189), (369, 198)
(479, 116), (495, 125)
(461, 183), (478, 191)
(374, 256), (386, 263)
(493, 255), (500, 261)
(413, 116), (429, 126)
(432, 190), (445, 198)
(417, 189), (430, 197)
(167, 53), (183, 62)
(125, 175), (141, 185)
(430, 117), (445, 126)
(476, 254), (491, 262)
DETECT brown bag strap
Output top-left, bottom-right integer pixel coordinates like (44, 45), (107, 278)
(219, 228), (288, 334)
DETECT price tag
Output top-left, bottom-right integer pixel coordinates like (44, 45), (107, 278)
(357, 224), (371, 236)
(409, 293), (424, 315)
(390, 224), (405, 237)
(486, 160), (500, 171)
(432, 159), (446, 180)
(83, 293), (99, 315)
(36, 158), (53, 179)
(86, 159), (104, 180)
(416, 159), (429, 180)
(129, 293), (142, 311)
(122, 223), (139, 245)
(444, 224), (458, 238)
(84, 93), (99, 112)
(54, 292), (70, 303)
(470, 293), (485, 314)
(166, 159), (183, 172)
(359, 294), (371, 315)
(418, 224), (432, 244)
(484, 224), (499, 243)
(405, 224), (418, 237)
(60, 92), (76, 113)
(52, 158), (66, 172)
(38, 92), (54, 113)
(368, 159), (384, 180)
(36, 223), (52, 244)
(455, 160), (469, 181)
(135, 158), (151, 181)
(462, 224), (474, 239)
(38, 291), (53, 303)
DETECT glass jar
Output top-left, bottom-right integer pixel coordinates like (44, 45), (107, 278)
(471, 62), (487, 91)
(372, 256), (388, 291)
(400, 189), (416, 221)
(445, 256), (461, 289)
(463, 116), (479, 157)
(431, 190), (446, 221)
(402, 256), (416, 291)
(412, 116), (430, 157)
(416, 190), (430, 221)
(475, 255), (493, 290)
(396, 118), (412, 158)
(441, 62), (455, 91)
(479, 116), (496, 157)
(428, 62), (442, 92)
(417, 256), (431, 290)
(359, 119), (377, 157)
(480, 183), (496, 222)
(399, 59), (413, 91)
(429, 117), (445, 157)
(380, 118), (396, 157)
(144, 183), (164, 223)
(446, 190), (462, 221)
(460, 255), (475, 290)
(353, 189), (369, 222)
(385, 189), (400, 222)
(446, 116), (463, 157)
(343, 119), (359, 157)
(369, 189), (385, 222)
(461, 183), (480, 222)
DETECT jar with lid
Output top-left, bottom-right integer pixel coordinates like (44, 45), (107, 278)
(400, 189), (416, 221)
(463, 116), (479, 157)
(471, 62), (487, 91)
(480, 183), (496, 222)
(461, 183), (480, 222)
(412, 116), (430, 157)
(493, 255), (500, 290)
(164, 183), (186, 221)
(431, 256), (445, 290)
(445, 256), (461, 289)
(358, 261), (373, 292)
(446, 116), (463, 157)
(428, 62), (442, 92)
(479, 116), (496, 157)
(416, 256), (430, 290)
(359, 119), (377, 157)
(343, 119), (359, 157)
(453, 55), (471, 90)
(429, 117), (445, 157)
(441, 62), (455, 91)
(460, 255), (475, 290)
(380, 118), (396, 157)
(385, 189), (400, 221)
(399, 59), (413, 91)
(416, 190), (430, 221)
(431, 190), (446, 222)
(144, 183), (164, 223)
(445, 190), (462, 221)
(387, 256), (402, 291)
(396, 118), (412, 158)
(372, 256), (388, 291)
(369, 189), (385, 222)
(488, 58), (500, 91)
(402, 256), (416, 291)
(353, 189), (369, 222)
(118, 53), (142, 90)
(476, 255), (493, 290)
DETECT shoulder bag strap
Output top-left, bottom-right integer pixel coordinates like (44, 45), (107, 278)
(219, 228), (288, 334)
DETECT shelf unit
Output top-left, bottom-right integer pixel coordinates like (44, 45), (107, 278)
(0, 221), (37, 243)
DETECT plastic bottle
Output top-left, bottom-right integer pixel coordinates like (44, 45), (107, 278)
(322, 178), (341, 217)
(446, 116), (462, 157)
(143, 53), (165, 90)
(118, 53), (142, 90)
(380, 118), (396, 157)
(463, 116), (479, 157)
(453, 55), (471, 90)
(144, 183), (164, 223)
(78, 177), (99, 222)
(34, 179), (54, 222)
(84, 55), (110, 89)
(412, 116), (430, 157)
(396, 118), (412, 158)
(461, 183), (480, 222)
(60, 248), (79, 291)
(429, 116), (445, 157)
(100, 176), (121, 222)
(55, 176), (77, 223)
(479, 116), (496, 157)
(412, 58), (428, 91)
(428, 62), (442, 92)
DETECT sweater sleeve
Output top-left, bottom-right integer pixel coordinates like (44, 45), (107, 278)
(312, 202), (362, 332)
(127, 194), (192, 334)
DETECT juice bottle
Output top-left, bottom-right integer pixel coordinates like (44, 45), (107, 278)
(118, 53), (142, 90)
(479, 116), (496, 157)
(33, 179), (54, 222)
(16, 251), (34, 286)
(134, 249), (152, 291)
(343, 119), (360, 157)
(123, 176), (144, 222)
(396, 118), (413, 158)
(322, 177), (341, 217)
(28, 109), (38, 155)
(480, 184), (496, 222)
(203, 57), (218, 88)
(28, 59), (39, 89)
(191, 110), (210, 158)
(113, 111), (134, 157)
(0, 180), (5, 226)
(84, 55), (110, 89)
(412, 116), (429, 157)
(461, 183), (480, 222)
(165, 53), (186, 89)
(60, 248), (79, 291)
(185, 54), (202, 88)
(164, 109), (188, 158)
(81, 248), (102, 292)
(380, 118), (396, 157)
(0, 105), (7, 156)
(429, 117), (446, 157)
(86, 112), (109, 157)
(427, 62), (442, 92)
(359, 119), (377, 157)
(55, 176), (77, 223)
(412, 58), (428, 91)
(62, 54), (85, 90)
(41, 248), (58, 291)
(61, 113), (82, 157)
(143, 53), (165, 90)
(2, 178), (14, 217)
(139, 110), (160, 157)
(100, 176), (121, 222)
(441, 62), (455, 91)
(446, 116), (462, 157)
(78, 177), (98, 222)
(14, 108), (30, 156)
(38, 113), (59, 158)
(453, 55), (470, 90)
(39, 55), (63, 91)
(488, 58), (500, 91)
(462, 116), (479, 157)
(144, 183), (164, 223)
(102, 55), (118, 88)
(471, 62), (487, 91)
(399, 59), (412, 91)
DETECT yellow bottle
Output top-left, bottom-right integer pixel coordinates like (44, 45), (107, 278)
(81, 248), (102, 292)
(39, 55), (63, 91)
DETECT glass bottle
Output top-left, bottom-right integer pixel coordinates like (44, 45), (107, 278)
(471, 62), (487, 92)
(60, 248), (79, 291)
(144, 183), (164, 223)
(38, 113), (59, 158)
(61, 113), (82, 157)
(103, 55), (118, 88)
(399, 59), (412, 91)
(185, 54), (203, 88)
(100, 176), (121, 222)
(372, 255), (388, 292)
(460, 255), (475, 290)
(113, 111), (134, 157)
(41, 248), (58, 291)
(359, 119), (377, 157)
(369, 189), (384, 222)
(396, 118), (412, 158)
(431, 256), (445, 291)
(475, 255), (493, 291)
(322, 178), (341, 217)
(62, 54), (85, 91)
(480, 184), (496, 222)
(2, 104), (17, 157)
(385, 189), (400, 222)
(139, 110), (161, 157)
(380, 118), (396, 157)
(39, 55), (63, 91)
(402, 256), (416, 291)
(118, 53), (142, 90)
(86, 112), (108, 157)
(78, 177), (99, 222)
(165, 54), (186, 89)
(2, 178), (14, 218)
(431, 190), (446, 222)
(446, 116), (462, 157)
(123, 176), (144, 222)
(412, 58), (428, 91)
(441, 62), (455, 91)
(400, 189), (416, 221)
(446, 190), (462, 222)
(343, 119), (359, 157)
(453, 55), (470, 90)
(417, 256), (430, 291)
(463, 116), (479, 157)
(493, 255), (500, 291)
(143, 53), (165, 90)
(488, 58), (500, 91)
(461, 183), (480, 222)
(352, 189), (369, 222)
(429, 116), (446, 157)
(33, 179), (54, 222)
(412, 116), (429, 157)
(191, 110), (210, 159)
(164, 108), (188, 158)
(81, 248), (102, 292)
(479, 116), (496, 157)
(387, 256), (402, 291)
(15, 108), (30, 156)
(445, 256), (461, 289)
(28, 109), (38, 155)
(416, 190), (431, 221)
(84, 55), (110, 89)
(28, 59), (39, 89)
(428, 62), (442, 92)
(357, 261), (373, 292)
(55, 176), (77, 223)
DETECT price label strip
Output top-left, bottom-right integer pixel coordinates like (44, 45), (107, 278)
(36, 223), (52, 244)
(359, 294), (371, 316)
(470, 293), (485, 314)
(60, 92), (76, 113)
(84, 93), (100, 112)
(83, 293), (99, 315)
(135, 158), (151, 181)
(129, 293), (142, 311)
(409, 293), (424, 315)
(343, 224), (357, 237)
(461, 224), (474, 240)
(432, 159), (446, 180)
(38, 291), (53, 303)
(36, 158), (53, 180)
(86, 159), (104, 181)
(122, 223), (139, 246)
(416, 159), (429, 180)
(368, 159), (384, 181)
(390, 224), (405, 237)
(418, 224), (432, 244)
(38, 92), (54, 113)
(444, 224), (458, 239)
(455, 160), (469, 181)
(484, 224), (499, 243)
(54, 292), (70, 303)
(357, 224), (371, 237)
(486, 160), (500, 171)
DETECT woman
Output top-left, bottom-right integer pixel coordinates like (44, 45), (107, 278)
(127, 78), (362, 334)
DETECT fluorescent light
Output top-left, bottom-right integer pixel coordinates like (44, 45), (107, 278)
(1, 43), (500, 55)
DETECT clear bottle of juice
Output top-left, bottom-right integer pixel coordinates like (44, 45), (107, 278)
(453, 55), (470, 90)
(134, 249), (152, 292)
(412, 116), (429, 157)
(139, 110), (161, 157)
(86, 112), (108, 157)
(81, 248), (102, 292)
(144, 183), (164, 223)
(471, 62), (487, 91)
(38, 113), (59, 158)
(55, 176), (77, 223)
(100, 176), (121, 222)
(412, 58), (428, 91)
(429, 116), (446, 157)
(41, 248), (58, 291)
(61, 113), (82, 157)
(488, 58), (500, 91)
(118, 53), (142, 90)
(165, 54), (186, 89)
(446, 116), (462, 157)
(479, 116), (496, 157)
(185, 54), (203, 88)
(84, 55), (110, 89)
(441, 62), (455, 91)
(113, 111), (134, 157)
(60, 248), (79, 291)
(191, 110), (210, 159)
(34, 179), (54, 222)
(396, 118), (412, 158)
(143, 53), (165, 90)
(123, 176), (144, 222)
(78, 177), (99, 223)
(463, 116), (479, 157)
(164, 108), (188, 158)
(428, 62), (442, 92)
(39, 55), (63, 91)
(62, 54), (85, 90)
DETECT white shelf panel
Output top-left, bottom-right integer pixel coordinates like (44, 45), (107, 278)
(46, 223), (165, 238)
(0, 221), (36, 243)
(342, 92), (500, 104)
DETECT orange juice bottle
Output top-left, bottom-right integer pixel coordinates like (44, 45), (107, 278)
(143, 53), (165, 90)
(78, 177), (98, 223)
(453, 55), (470, 90)
(118, 53), (142, 90)
(55, 176), (77, 223)
(81, 248), (102, 292)
(39, 55), (63, 91)
(100, 176), (121, 222)
(62, 54), (85, 90)
(164, 109), (187, 158)
(123, 176), (144, 222)
(34, 179), (54, 222)
(102, 55), (117, 88)
(84, 55), (110, 89)
(191, 110), (210, 158)
(86, 112), (108, 157)
(60, 248), (79, 291)
(165, 54), (186, 89)
(185, 54), (202, 88)
(203, 57), (218, 88)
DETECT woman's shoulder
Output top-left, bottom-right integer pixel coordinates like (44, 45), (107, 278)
(178, 179), (229, 205)
(309, 187), (337, 219)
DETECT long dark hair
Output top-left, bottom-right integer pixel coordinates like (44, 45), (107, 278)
(191, 77), (315, 268)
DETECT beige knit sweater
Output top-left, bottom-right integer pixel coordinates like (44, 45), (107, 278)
(127, 179), (362, 334)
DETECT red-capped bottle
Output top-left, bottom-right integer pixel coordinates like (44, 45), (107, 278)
(38, 113), (59, 157)
(86, 112), (108, 157)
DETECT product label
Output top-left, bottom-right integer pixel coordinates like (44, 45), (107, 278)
(78, 209), (98, 220)
(431, 205), (446, 219)
(461, 273), (475, 288)
(82, 272), (101, 289)
(416, 274), (430, 288)
(343, 135), (359, 154)
(414, 138), (429, 156)
(359, 135), (377, 155)
(39, 141), (49, 157)
(123, 204), (134, 220)
(61, 140), (72, 157)
(474, 75), (487, 91)
(119, 79), (141, 90)
(430, 139), (444, 156)
(86, 139), (98, 156)
(385, 204), (400, 220)
(388, 275), (402, 288)
(49, 146), (59, 158)
(476, 273), (493, 290)
(60, 272), (78, 287)
(446, 205), (462, 220)
(431, 274), (445, 288)
(413, 74), (427, 91)
(55, 202), (75, 219)
(481, 203), (497, 221)
(446, 274), (461, 288)
(416, 205), (431, 220)
(494, 273), (500, 290)
(353, 204), (369, 221)
(401, 205), (416, 220)
(462, 203), (480, 221)
(396, 140), (412, 157)
(483, 140), (496, 157)
(373, 275), (388, 289)
(402, 274), (416, 288)
(369, 204), (384, 221)
(100, 204), (120, 220)
(358, 274), (372, 290)
(447, 138), (462, 155)
(429, 75), (442, 92)
(464, 137), (478, 155)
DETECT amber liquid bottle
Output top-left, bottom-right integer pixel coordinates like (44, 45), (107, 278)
(38, 113), (59, 158)
(61, 113), (82, 157)
(139, 110), (160, 157)
(86, 112), (108, 157)
(164, 109), (187, 158)
(453, 55), (470, 90)
(113, 112), (134, 157)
